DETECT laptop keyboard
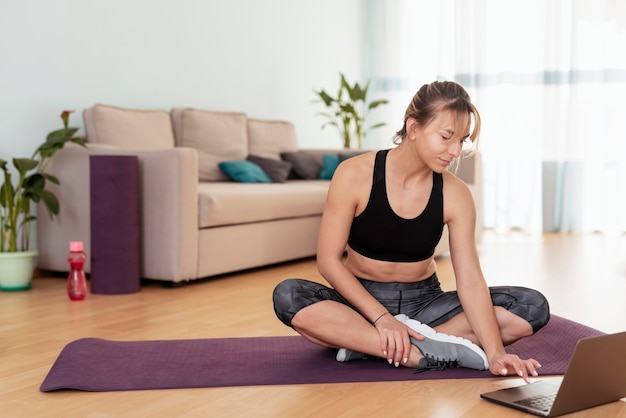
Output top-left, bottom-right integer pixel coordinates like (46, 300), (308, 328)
(514, 392), (557, 412)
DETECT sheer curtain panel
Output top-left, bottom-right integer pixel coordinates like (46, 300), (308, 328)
(366, 0), (626, 234)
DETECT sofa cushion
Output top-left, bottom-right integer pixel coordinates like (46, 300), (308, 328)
(84, 104), (175, 149)
(247, 119), (298, 159)
(247, 155), (292, 183)
(218, 160), (272, 183)
(280, 151), (322, 179)
(197, 181), (330, 228)
(173, 108), (248, 181)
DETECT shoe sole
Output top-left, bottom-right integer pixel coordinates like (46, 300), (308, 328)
(336, 348), (350, 362)
(336, 348), (367, 362)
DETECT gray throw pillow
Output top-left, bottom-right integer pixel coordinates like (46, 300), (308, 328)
(338, 150), (365, 162)
(247, 155), (292, 183)
(280, 151), (322, 180)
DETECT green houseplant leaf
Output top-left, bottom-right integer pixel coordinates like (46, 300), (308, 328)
(0, 110), (85, 252)
(314, 73), (388, 149)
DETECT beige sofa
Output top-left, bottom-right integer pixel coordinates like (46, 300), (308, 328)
(37, 104), (481, 284)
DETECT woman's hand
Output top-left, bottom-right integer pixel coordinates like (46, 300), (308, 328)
(489, 352), (542, 383)
(374, 314), (425, 367)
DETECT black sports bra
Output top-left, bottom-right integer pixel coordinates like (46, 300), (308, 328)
(347, 149), (444, 262)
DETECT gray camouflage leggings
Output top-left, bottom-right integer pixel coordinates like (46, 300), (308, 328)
(273, 273), (550, 333)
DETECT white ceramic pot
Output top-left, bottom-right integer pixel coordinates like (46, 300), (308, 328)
(0, 250), (38, 291)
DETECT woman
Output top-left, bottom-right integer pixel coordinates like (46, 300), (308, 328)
(273, 81), (550, 382)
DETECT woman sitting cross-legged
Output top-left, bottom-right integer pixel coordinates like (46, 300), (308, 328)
(272, 81), (550, 382)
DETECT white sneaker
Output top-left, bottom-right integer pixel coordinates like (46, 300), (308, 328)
(401, 316), (489, 371)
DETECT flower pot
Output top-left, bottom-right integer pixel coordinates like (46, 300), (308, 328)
(0, 250), (38, 291)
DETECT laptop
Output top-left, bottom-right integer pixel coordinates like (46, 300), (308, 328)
(480, 331), (626, 417)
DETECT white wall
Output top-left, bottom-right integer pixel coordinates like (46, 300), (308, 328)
(0, 0), (365, 162)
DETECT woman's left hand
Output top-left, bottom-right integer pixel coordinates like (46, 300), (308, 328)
(489, 353), (541, 384)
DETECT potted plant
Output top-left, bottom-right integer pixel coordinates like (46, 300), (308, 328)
(0, 110), (85, 290)
(314, 73), (388, 149)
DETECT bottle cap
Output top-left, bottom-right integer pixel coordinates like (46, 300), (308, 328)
(69, 241), (83, 252)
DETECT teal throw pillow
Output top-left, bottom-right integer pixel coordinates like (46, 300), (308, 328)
(218, 160), (272, 183)
(319, 153), (340, 180)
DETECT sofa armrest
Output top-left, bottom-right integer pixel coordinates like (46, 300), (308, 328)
(37, 143), (199, 282)
(458, 152), (482, 245)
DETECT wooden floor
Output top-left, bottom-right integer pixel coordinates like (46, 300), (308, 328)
(1, 231), (625, 417)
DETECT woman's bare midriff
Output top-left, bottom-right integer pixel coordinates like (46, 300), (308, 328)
(344, 246), (437, 283)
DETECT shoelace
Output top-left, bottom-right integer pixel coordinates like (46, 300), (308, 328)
(413, 356), (460, 373)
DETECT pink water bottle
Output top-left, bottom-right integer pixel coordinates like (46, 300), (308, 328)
(67, 241), (88, 301)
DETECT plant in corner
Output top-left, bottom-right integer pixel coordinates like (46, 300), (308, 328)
(0, 110), (85, 290)
(314, 73), (388, 149)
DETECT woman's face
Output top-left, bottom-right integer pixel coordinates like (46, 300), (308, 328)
(409, 109), (471, 172)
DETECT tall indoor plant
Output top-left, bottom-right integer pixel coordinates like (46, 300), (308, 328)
(0, 110), (85, 290)
(314, 73), (388, 149)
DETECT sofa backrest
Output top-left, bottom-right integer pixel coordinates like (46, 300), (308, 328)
(171, 108), (300, 182)
(84, 104), (304, 182)
(171, 108), (249, 181)
(247, 119), (298, 159)
(83, 104), (175, 149)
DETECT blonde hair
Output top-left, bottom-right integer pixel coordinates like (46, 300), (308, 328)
(394, 81), (481, 154)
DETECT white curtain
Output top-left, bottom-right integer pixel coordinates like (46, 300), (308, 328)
(365, 0), (626, 234)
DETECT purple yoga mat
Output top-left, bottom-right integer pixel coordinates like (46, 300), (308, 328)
(89, 155), (141, 294)
(40, 315), (604, 392)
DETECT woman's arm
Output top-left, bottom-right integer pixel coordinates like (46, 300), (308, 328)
(444, 172), (538, 382)
(316, 155), (388, 323)
(316, 155), (422, 364)
(445, 172), (504, 354)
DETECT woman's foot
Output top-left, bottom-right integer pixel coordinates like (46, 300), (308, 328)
(336, 315), (489, 371)
(400, 316), (489, 370)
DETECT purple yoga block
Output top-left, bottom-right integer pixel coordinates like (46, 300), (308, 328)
(89, 155), (141, 294)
